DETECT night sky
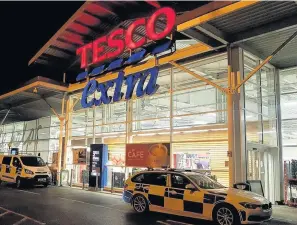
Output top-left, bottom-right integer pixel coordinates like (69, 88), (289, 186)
(0, 1), (83, 95)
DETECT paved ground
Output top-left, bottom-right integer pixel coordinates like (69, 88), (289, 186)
(0, 184), (296, 225)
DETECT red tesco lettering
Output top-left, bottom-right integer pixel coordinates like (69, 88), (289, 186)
(76, 7), (176, 68)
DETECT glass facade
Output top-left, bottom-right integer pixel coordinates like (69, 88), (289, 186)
(280, 67), (297, 161)
(0, 116), (60, 165)
(0, 50), (290, 201)
(243, 53), (277, 146)
(66, 53), (230, 187)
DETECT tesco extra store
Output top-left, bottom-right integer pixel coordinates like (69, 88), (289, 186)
(2, 1), (297, 204)
(65, 7), (230, 190)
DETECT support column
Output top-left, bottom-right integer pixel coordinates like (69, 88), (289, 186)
(1, 109), (10, 125)
(275, 69), (284, 201)
(62, 98), (71, 169)
(228, 46), (247, 185)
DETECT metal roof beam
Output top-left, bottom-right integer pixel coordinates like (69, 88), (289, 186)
(231, 15), (297, 43)
(195, 23), (229, 45)
(49, 46), (76, 56)
(181, 28), (223, 48)
(73, 20), (105, 35)
(83, 10), (119, 26)
(65, 28), (94, 42)
(56, 38), (80, 48)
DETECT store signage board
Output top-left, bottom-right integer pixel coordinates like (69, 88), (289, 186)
(76, 7), (176, 69)
(77, 7), (176, 109)
(126, 143), (170, 168)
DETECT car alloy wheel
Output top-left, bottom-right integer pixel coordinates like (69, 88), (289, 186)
(217, 207), (234, 225)
(133, 195), (147, 213)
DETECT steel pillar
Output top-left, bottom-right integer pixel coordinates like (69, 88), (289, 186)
(227, 47), (247, 185)
(275, 69), (284, 201)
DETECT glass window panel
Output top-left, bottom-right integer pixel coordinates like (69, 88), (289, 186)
(49, 139), (59, 151)
(23, 142), (35, 152)
(173, 56), (228, 91)
(38, 117), (51, 128)
(38, 128), (50, 140)
(5, 124), (14, 133)
(105, 102), (126, 124)
(37, 140), (49, 151)
(282, 119), (297, 146)
(25, 120), (36, 130)
(14, 122), (24, 131)
(50, 126), (60, 139)
(4, 133), (12, 142)
(283, 147), (297, 161)
(12, 131), (23, 142)
(71, 127), (86, 137)
(173, 112), (217, 128)
(72, 111), (87, 128)
(279, 68), (297, 94)
(133, 118), (170, 131)
(51, 116), (60, 126)
(133, 94), (170, 121)
(39, 151), (49, 163)
(245, 110), (262, 143)
(173, 87), (218, 116)
(262, 116), (277, 146)
(281, 93), (297, 120)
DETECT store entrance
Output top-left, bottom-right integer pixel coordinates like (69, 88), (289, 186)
(247, 142), (280, 203)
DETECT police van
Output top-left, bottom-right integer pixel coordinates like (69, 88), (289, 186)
(0, 154), (51, 188)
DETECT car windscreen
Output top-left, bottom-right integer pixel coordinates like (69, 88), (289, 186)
(20, 157), (46, 167)
(188, 174), (225, 189)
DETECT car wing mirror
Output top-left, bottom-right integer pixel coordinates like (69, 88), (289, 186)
(185, 183), (197, 191)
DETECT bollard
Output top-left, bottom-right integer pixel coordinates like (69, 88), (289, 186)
(95, 172), (99, 191)
(70, 169), (73, 187)
(111, 171), (114, 193)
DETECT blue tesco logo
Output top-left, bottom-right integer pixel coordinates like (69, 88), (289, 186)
(81, 67), (159, 108)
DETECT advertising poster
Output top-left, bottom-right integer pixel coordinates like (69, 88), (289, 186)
(73, 148), (87, 165)
(173, 153), (210, 170)
(126, 143), (170, 168)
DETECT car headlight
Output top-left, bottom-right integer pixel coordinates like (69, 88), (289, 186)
(24, 169), (34, 175)
(239, 202), (260, 209)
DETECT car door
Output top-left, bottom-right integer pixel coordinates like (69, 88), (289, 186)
(165, 173), (205, 219)
(133, 172), (168, 212)
(1, 156), (13, 182)
(12, 157), (22, 182)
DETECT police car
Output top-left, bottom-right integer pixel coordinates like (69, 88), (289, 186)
(123, 169), (272, 225)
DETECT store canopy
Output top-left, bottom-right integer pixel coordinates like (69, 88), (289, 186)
(28, 1), (211, 72)
(29, 1), (297, 71)
(0, 77), (67, 124)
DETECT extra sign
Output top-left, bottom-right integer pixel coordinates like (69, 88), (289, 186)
(77, 7), (176, 108)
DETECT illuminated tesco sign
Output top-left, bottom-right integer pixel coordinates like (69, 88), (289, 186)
(76, 7), (176, 68)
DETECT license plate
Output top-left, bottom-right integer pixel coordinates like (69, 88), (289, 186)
(38, 178), (46, 182)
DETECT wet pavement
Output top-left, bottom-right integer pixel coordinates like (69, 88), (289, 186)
(0, 184), (295, 225)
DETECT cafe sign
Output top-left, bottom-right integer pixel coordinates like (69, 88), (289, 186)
(126, 143), (170, 168)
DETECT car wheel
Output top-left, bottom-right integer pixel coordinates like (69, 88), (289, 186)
(214, 204), (240, 225)
(16, 177), (22, 189)
(43, 183), (48, 188)
(132, 195), (148, 213)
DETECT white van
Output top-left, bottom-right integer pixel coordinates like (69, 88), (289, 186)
(0, 154), (51, 188)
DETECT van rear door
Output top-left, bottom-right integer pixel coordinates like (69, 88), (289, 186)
(1, 156), (13, 182)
